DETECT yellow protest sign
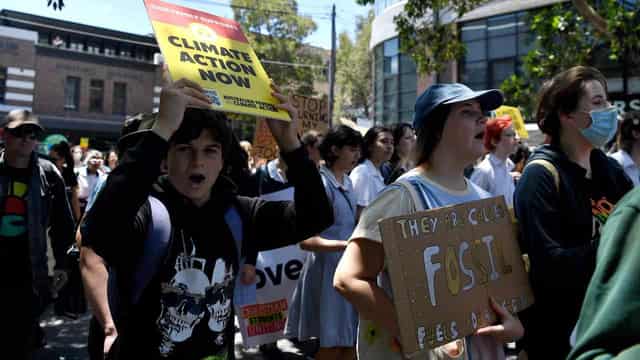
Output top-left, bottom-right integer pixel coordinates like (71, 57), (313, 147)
(79, 137), (89, 149)
(495, 105), (528, 139)
(144, 0), (290, 121)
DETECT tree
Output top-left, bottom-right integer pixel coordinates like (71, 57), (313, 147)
(231, 0), (323, 96)
(334, 10), (374, 121)
(501, 1), (640, 118)
(357, 0), (640, 119)
(356, 0), (639, 74)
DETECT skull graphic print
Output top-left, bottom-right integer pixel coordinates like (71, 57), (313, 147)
(157, 253), (234, 357)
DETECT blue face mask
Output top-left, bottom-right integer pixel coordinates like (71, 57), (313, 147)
(580, 107), (618, 148)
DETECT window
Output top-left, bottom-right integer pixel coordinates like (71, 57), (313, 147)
(64, 77), (80, 110)
(0, 67), (6, 103)
(113, 82), (127, 115)
(460, 10), (532, 91)
(104, 47), (116, 56)
(87, 42), (101, 54)
(89, 79), (104, 112)
(372, 36), (417, 125)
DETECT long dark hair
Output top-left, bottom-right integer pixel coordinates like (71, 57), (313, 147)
(390, 123), (413, 165)
(414, 104), (452, 166)
(360, 126), (391, 163)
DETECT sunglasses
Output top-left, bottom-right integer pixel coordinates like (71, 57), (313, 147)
(8, 127), (41, 141)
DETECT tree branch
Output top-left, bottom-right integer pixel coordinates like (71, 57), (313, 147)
(571, 0), (610, 36)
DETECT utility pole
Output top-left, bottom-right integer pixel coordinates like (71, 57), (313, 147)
(328, 4), (336, 127)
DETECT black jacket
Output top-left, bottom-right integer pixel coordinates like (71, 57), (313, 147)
(514, 144), (632, 359)
(81, 132), (332, 359)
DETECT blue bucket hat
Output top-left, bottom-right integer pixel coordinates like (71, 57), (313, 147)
(413, 83), (504, 129)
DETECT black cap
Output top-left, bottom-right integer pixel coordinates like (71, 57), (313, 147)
(4, 109), (44, 132)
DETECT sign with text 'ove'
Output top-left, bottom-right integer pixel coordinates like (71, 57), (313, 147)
(144, 0), (290, 121)
(378, 196), (534, 358)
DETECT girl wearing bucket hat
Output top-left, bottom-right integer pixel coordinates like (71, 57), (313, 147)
(334, 83), (523, 360)
(513, 66), (632, 359)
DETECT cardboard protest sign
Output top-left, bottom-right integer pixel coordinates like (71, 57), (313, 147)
(234, 188), (307, 347)
(378, 196), (534, 357)
(144, 0), (290, 121)
(252, 118), (279, 161)
(495, 105), (529, 139)
(252, 94), (329, 161)
(291, 94), (329, 136)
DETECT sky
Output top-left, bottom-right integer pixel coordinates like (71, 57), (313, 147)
(2, 0), (372, 49)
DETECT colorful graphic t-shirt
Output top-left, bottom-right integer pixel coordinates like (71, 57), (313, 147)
(0, 166), (31, 289)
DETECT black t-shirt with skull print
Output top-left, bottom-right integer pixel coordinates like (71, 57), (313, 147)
(113, 178), (239, 359)
(81, 132), (334, 360)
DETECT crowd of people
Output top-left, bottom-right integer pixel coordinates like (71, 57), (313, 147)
(3, 65), (640, 360)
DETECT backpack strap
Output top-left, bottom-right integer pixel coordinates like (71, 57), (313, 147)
(525, 159), (560, 192)
(224, 204), (243, 266)
(131, 196), (245, 305)
(132, 196), (171, 304)
(394, 177), (428, 211)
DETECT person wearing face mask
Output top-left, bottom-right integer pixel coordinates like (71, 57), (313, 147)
(514, 66), (633, 359)
(470, 115), (519, 207)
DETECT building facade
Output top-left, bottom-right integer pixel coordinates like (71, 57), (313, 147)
(369, 0), (640, 132)
(0, 9), (162, 149)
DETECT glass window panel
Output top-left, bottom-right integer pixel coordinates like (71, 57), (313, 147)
(384, 37), (399, 56)
(400, 53), (416, 74)
(400, 110), (414, 123)
(89, 79), (104, 112)
(489, 35), (516, 59)
(465, 40), (486, 62)
(400, 91), (417, 111)
(462, 61), (488, 85)
(113, 82), (127, 115)
(400, 73), (417, 93)
(64, 77), (80, 110)
(488, 14), (517, 37)
(461, 20), (486, 41)
(491, 59), (515, 88)
(384, 93), (398, 111)
(518, 32), (535, 55)
(384, 77), (398, 94)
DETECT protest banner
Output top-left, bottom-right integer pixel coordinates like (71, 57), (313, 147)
(495, 105), (529, 139)
(378, 196), (534, 357)
(234, 188), (307, 347)
(252, 94), (329, 161)
(144, 0), (290, 121)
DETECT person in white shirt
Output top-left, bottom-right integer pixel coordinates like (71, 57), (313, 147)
(470, 115), (519, 207)
(609, 111), (640, 186)
(349, 126), (393, 217)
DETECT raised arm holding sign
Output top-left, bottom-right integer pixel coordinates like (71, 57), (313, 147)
(144, 0), (291, 121)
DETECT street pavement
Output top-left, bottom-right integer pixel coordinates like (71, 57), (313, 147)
(34, 309), (316, 360)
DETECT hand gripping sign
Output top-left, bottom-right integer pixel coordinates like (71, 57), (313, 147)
(378, 196), (534, 358)
(144, 0), (291, 121)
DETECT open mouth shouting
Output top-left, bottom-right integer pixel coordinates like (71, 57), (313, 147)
(188, 173), (206, 187)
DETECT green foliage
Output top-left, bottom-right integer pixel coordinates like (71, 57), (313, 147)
(334, 10), (374, 121)
(231, 0), (323, 96)
(501, 2), (640, 118)
(394, 0), (485, 74)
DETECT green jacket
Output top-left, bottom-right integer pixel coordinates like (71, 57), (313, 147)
(568, 187), (640, 360)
